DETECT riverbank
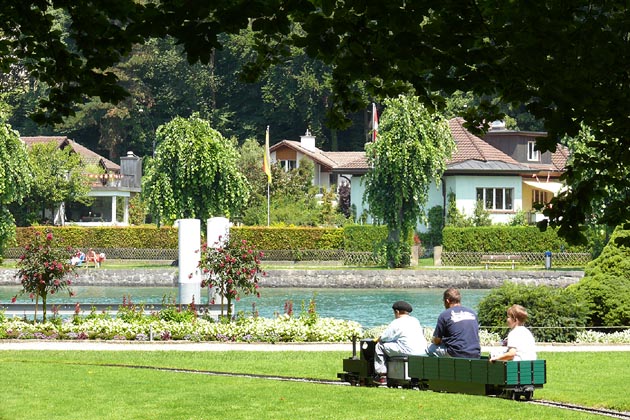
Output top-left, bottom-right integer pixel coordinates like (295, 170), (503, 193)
(0, 267), (584, 288)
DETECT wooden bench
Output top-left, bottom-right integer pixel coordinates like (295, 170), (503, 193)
(480, 254), (522, 269)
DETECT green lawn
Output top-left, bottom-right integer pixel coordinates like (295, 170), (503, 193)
(0, 350), (625, 419)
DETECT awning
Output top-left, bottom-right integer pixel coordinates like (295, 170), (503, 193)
(523, 180), (564, 194)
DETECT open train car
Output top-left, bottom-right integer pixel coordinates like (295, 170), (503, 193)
(338, 339), (546, 400)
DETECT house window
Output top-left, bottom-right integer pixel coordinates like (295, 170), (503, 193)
(476, 187), (514, 211)
(279, 160), (296, 171)
(527, 141), (539, 161)
(532, 189), (548, 206)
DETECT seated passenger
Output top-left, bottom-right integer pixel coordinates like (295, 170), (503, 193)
(427, 287), (481, 358)
(373, 301), (428, 386)
(490, 304), (537, 362)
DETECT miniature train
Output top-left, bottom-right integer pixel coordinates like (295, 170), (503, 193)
(337, 339), (546, 400)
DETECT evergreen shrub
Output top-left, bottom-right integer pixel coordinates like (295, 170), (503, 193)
(569, 226), (630, 328)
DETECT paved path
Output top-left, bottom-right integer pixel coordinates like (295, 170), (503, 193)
(0, 340), (629, 352)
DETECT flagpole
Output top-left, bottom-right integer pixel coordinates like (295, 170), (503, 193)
(264, 125), (271, 227)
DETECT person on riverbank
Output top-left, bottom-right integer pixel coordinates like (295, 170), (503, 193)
(427, 287), (481, 358)
(373, 300), (428, 386)
(490, 304), (537, 362)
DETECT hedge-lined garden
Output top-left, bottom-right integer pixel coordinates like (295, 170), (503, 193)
(9, 225), (582, 254)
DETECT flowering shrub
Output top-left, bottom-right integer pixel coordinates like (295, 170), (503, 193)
(12, 231), (76, 322)
(0, 316), (363, 342)
(0, 315), (629, 344)
(199, 238), (265, 319)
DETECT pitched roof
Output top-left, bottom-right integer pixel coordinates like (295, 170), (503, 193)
(447, 118), (536, 173)
(448, 118), (520, 165)
(21, 136), (120, 171)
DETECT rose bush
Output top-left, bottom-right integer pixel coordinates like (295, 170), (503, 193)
(199, 238), (264, 319)
(12, 230), (76, 322)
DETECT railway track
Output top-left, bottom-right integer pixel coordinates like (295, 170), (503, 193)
(75, 362), (630, 418)
(531, 400), (630, 419)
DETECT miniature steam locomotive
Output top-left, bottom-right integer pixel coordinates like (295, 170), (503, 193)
(338, 339), (546, 400)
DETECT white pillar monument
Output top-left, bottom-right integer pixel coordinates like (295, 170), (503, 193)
(177, 218), (201, 305)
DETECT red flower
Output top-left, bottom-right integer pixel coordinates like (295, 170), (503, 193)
(11, 296), (16, 303)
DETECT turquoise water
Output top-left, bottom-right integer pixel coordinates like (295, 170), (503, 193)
(0, 286), (490, 329)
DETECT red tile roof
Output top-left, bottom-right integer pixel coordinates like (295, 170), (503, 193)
(447, 118), (521, 165)
(21, 136), (120, 171)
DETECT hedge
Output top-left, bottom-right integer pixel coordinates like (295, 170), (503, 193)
(12, 226), (382, 252)
(442, 226), (588, 253)
(14, 226), (179, 249)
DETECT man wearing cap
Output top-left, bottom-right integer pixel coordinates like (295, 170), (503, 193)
(373, 300), (428, 385)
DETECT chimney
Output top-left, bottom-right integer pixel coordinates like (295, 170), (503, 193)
(300, 129), (316, 151)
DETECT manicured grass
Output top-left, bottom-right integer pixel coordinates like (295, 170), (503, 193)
(0, 350), (626, 419)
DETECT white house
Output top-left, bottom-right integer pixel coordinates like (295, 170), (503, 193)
(21, 136), (143, 226)
(269, 119), (568, 230)
(343, 118), (568, 228)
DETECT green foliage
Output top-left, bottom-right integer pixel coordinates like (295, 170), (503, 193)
(231, 227), (344, 250)
(143, 115), (250, 227)
(543, 123), (630, 245)
(12, 230), (76, 322)
(477, 282), (589, 342)
(342, 225), (388, 252)
(443, 226), (586, 253)
(0, 124), (32, 257)
(582, 226), (630, 279)
(445, 192), (471, 227)
(569, 226), (630, 327)
(571, 274), (630, 328)
(127, 194), (148, 226)
(21, 141), (92, 224)
(509, 209), (529, 226)
(14, 226), (179, 249)
(364, 95), (455, 267)
(471, 200), (492, 227)
(424, 205), (445, 247)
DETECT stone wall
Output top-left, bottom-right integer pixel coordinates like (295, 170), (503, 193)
(0, 268), (584, 288)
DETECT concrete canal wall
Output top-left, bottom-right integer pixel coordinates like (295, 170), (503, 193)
(0, 268), (584, 289)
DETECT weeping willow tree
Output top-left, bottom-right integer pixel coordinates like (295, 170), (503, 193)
(0, 124), (32, 258)
(364, 95), (455, 267)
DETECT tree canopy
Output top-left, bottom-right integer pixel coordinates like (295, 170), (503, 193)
(364, 95), (454, 267)
(3, 1), (630, 240)
(0, 124), (32, 255)
(18, 142), (92, 225)
(142, 115), (249, 227)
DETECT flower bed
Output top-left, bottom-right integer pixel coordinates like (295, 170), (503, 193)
(0, 315), (363, 343)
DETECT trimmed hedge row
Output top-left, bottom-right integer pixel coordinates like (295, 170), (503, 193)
(442, 226), (588, 253)
(11, 225), (385, 253)
(11, 225), (583, 255)
(14, 226), (180, 249)
(230, 226), (344, 250)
